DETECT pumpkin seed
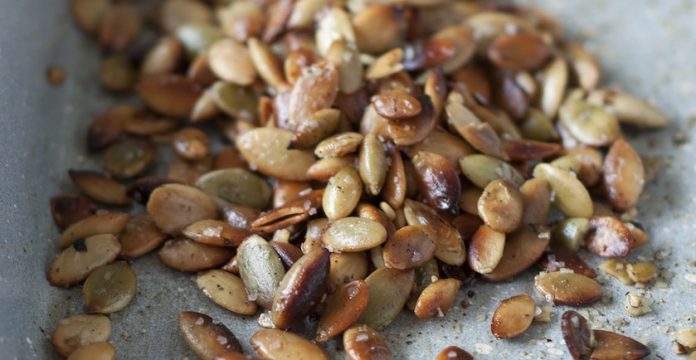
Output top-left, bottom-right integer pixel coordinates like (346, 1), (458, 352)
(51, 314), (111, 358)
(358, 133), (387, 196)
(57, 212), (128, 248)
(412, 151), (461, 213)
(383, 225), (435, 270)
(520, 178), (550, 225)
(551, 217), (589, 251)
(283, 49), (316, 85)
(316, 280), (369, 342)
(86, 104), (136, 151)
(238, 127), (316, 181)
(488, 33), (550, 71)
(459, 188), (482, 216)
(251, 189), (323, 233)
(603, 138), (645, 211)
(358, 267), (414, 330)
(591, 330), (651, 360)
(147, 183), (217, 234)
(69, 170), (131, 206)
(159, 238), (233, 272)
(237, 235), (285, 309)
(210, 81), (258, 121)
(326, 39), (363, 94)
(491, 294), (536, 339)
(287, 0), (327, 29)
(286, 62), (339, 132)
(551, 147), (604, 187)
(540, 57), (568, 117)
(183, 220), (250, 247)
(103, 138), (156, 178)
(67, 342), (115, 360)
(414, 278), (461, 319)
(272, 180), (311, 208)
(98, 4), (141, 51)
(404, 199), (466, 266)
(209, 39), (256, 85)
(675, 328), (696, 351)
(160, 0), (213, 33)
(172, 127), (209, 161)
(217, 1), (264, 42)
(430, 25), (476, 74)
(247, 37), (284, 89)
(564, 42), (600, 91)
(136, 74), (202, 118)
(323, 167), (362, 220)
(141, 36), (182, 75)
(119, 213), (167, 258)
(533, 163), (593, 218)
(343, 324), (392, 360)
(534, 271), (602, 306)
(196, 168), (272, 209)
(382, 150), (407, 210)
(179, 311), (245, 360)
(315, 132), (363, 159)
(99, 55), (136, 92)
(435, 346), (473, 360)
(459, 154), (524, 188)
(372, 92), (422, 120)
(468, 224), (506, 274)
(251, 329), (329, 360)
(353, 4), (403, 54)
(262, 0), (293, 42)
(49, 234), (121, 287)
(626, 262), (657, 284)
(406, 129), (473, 169)
(167, 157), (213, 185)
(386, 96), (436, 146)
(623, 291), (652, 317)
(307, 156), (357, 181)
(328, 251), (369, 292)
(271, 240), (303, 268)
(559, 99), (620, 146)
(539, 245), (597, 278)
(83, 262), (137, 314)
(560, 310), (593, 360)
(322, 217), (387, 252)
(585, 216), (634, 257)
(482, 226), (550, 282)
(123, 112), (179, 136)
(478, 179), (523, 233)
(70, 0), (110, 34)
(315, 6), (355, 57)
(291, 108), (341, 149)
(50, 193), (97, 229)
(196, 270), (257, 315)
(588, 89), (668, 128)
(366, 48), (405, 80)
(519, 108), (559, 142)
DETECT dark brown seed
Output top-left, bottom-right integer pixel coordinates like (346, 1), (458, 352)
(372, 93), (422, 120)
(271, 248), (330, 329)
(172, 127), (209, 161)
(182, 220), (250, 247)
(119, 213), (167, 258)
(87, 104), (137, 151)
(493, 71), (529, 120)
(383, 225), (435, 270)
(491, 294), (536, 339)
(103, 139), (156, 179)
(127, 176), (180, 205)
(482, 226), (550, 282)
(435, 346), (473, 360)
(539, 246), (597, 278)
(69, 170), (130, 205)
(561, 310), (592, 360)
(122, 113), (179, 136)
(58, 212), (129, 248)
(343, 324), (392, 360)
(452, 64), (491, 104)
(252, 329), (328, 360)
(316, 280), (369, 343)
(136, 74), (203, 118)
(251, 189), (323, 233)
(585, 217), (634, 258)
(387, 95), (436, 146)
(50, 193), (97, 229)
(603, 138), (645, 211)
(504, 139), (561, 161)
(271, 241), (304, 268)
(451, 214), (483, 241)
(158, 238), (233, 272)
(468, 224), (505, 274)
(488, 34), (551, 71)
(411, 151), (461, 213)
(179, 311), (245, 360)
(591, 330), (651, 360)
(534, 271), (602, 306)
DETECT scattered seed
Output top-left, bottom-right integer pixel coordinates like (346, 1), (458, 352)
(344, 324), (392, 360)
(534, 271), (602, 306)
(459, 154), (524, 188)
(159, 238), (233, 272)
(237, 235), (286, 309)
(477, 179), (523, 233)
(179, 311), (245, 360)
(103, 138), (156, 179)
(49, 234), (121, 287)
(482, 226), (549, 282)
(591, 330), (650, 360)
(252, 329), (328, 360)
(196, 270), (257, 315)
(383, 225), (435, 270)
(119, 213), (167, 258)
(533, 163), (593, 218)
(83, 262), (136, 314)
(147, 184), (218, 234)
(603, 138), (645, 211)
(51, 314), (111, 358)
(491, 294), (536, 338)
(560, 310), (592, 360)
(358, 267), (414, 330)
(414, 278), (461, 319)
(468, 224), (506, 274)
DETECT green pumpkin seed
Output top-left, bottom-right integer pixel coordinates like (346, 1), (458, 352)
(459, 154), (524, 188)
(533, 163), (593, 218)
(359, 133), (387, 196)
(210, 81), (258, 122)
(147, 184), (218, 234)
(175, 23), (224, 57)
(83, 262), (136, 314)
(237, 235), (285, 309)
(322, 217), (388, 252)
(323, 167), (362, 220)
(103, 138), (156, 179)
(519, 108), (559, 142)
(559, 100), (620, 146)
(196, 270), (257, 315)
(358, 267), (414, 330)
(196, 168), (272, 209)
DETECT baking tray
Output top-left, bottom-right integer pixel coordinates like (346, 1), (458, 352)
(0, 0), (694, 358)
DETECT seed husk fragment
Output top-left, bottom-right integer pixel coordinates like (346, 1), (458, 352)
(552, 217), (590, 251)
(69, 170), (131, 206)
(316, 280), (369, 343)
(599, 259), (634, 285)
(626, 262), (657, 284)
(491, 294), (536, 339)
(534, 271), (602, 306)
(49, 234), (121, 288)
(83, 262), (137, 314)
(414, 278), (461, 319)
(147, 184), (217, 234)
(603, 138), (645, 211)
(560, 310), (592, 360)
(195, 168), (272, 210)
(386, 95), (436, 146)
(591, 330), (650, 360)
(477, 179), (523, 233)
(58, 212), (128, 248)
(358, 267), (414, 330)
(51, 314), (111, 358)
(435, 346), (473, 360)
(343, 324), (392, 360)
(588, 89), (668, 128)
(585, 216), (634, 258)
(539, 246), (597, 278)
(251, 329), (328, 360)
(179, 311), (245, 360)
(67, 342), (116, 360)
(196, 270), (257, 315)
(237, 235), (285, 309)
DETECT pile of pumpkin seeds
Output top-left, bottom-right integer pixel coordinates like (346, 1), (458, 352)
(47, 0), (679, 359)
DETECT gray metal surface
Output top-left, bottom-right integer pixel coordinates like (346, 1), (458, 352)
(0, 0), (695, 359)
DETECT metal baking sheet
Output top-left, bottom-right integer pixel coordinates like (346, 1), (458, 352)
(0, 0), (694, 358)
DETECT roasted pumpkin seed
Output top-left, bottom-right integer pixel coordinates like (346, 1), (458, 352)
(459, 154), (524, 188)
(58, 212), (128, 248)
(322, 217), (387, 252)
(172, 127), (209, 161)
(414, 278), (461, 319)
(136, 74), (202, 118)
(183, 219), (250, 247)
(358, 133), (388, 195)
(51, 314), (111, 358)
(252, 329), (328, 360)
(49, 234), (121, 287)
(103, 138), (156, 178)
(533, 163), (593, 218)
(83, 261), (136, 314)
(403, 199), (466, 266)
(238, 127), (316, 181)
(478, 179), (523, 233)
(588, 89), (668, 128)
(358, 267), (414, 330)
(316, 280), (369, 342)
(560, 310), (593, 360)
(382, 150), (407, 210)
(323, 167), (362, 220)
(119, 213), (167, 258)
(67, 342), (115, 360)
(179, 311), (245, 360)
(50, 193), (97, 229)
(468, 224), (506, 274)
(147, 184), (218, 234)
(412, 151), (461, 213)
(328, 252), (369, 292)
(343, 324), (392, 360)
(585, 216), (634, 257)
(435, 346), (473, 360)
(383, 225), (435, 270)
(195, 168), (272, 209)
(196, 270), (257, 315)
(236, 235), (285, 309)
(534, 271), (602, 306)
(591, 330), (651, 360)
(159, 238), (233, 272)
(99, 54), (136, 92)
(251, 189), (323, 233)
(69, 170), (130, 206)
(603, 138), (645, 211)
(482, 226), (550, 282)
(491, 294), (536, 338)
(559, 99), (620, 146)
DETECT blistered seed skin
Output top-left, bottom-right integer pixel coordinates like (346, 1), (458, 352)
(147, 184), (218, 235)
(323, 167), (362, 220)
(322, 217), (387, 253)
(179, 311), (244, 360)
(383, 225), (435, 270)
(252, 329), (329, 360)
(491, 294), (536, 339)
(414, 278), (461, 319)
(468, 225), (506, 274)
(358, 267), (414, 330)
(196, 270), (257, 316)
(67, 342), (116, 360)
(51, 314), (111, 358)
(344, 324), (392, 360)
(534, 272), (602, 306)
(603, 138), (645, 211)
(478, 179), (523, 233)
(316, 280), (369, 343)
(49, 234), (121, 288)
(237, 235), (285, 309)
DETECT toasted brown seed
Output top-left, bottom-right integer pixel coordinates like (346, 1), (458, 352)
(565, 42), (600, 91)
(539, 246), (597, 278)
(406, 129), (474, 170)
(208, 39), (256, 85)
(482, 226), (550, 282)
(238, 127), (315, 182)
(67, 342), (115, 360)
(591, 330), (651, 360)
(86, 104), (137, 151)
(520, 178), (550, 225)
(209, 81), (257, 122)
(213, 147), (247, 170)
(183, 220), (250, 248)
(172, 127), (209, 161)
(69, 170), (130, 206)
(459, 154), (524, 188)
(316, 280), (369, 342)
(179, 311), (244, 360)
(307, 156), (356, 181)
(147, 184), (217, 234)
(435, 346), (473, 360)
(533, 163), (593, 218)
(196, 270), (257, 316)
(251, 189), (323, 233)
(196, 168), (271, 210)
(167, 156), (213, 185)
(271, 240), (303, 269)
(136, 74), (202, 118)
(559, 100), (621, 147)
(430, 25), (476, 74)
(585, 217), (634, 258)
(50, 194), (97, 229)
(122, 113), (179, 136)
(451, 213), (483, 241)
(262, 0), (293, 42)
(103, 139), (156, 179)
(328, 252), (369, 292)
(403, 199), (466, 266)
(588, 89), (668, 128)
(493, 71), (529, 120)
(290, 108), (341, 149)
(358, 267), (414, 330)
(119, 213), (166, 258)
(159, 238), (232, 272)
(160, 0), (213, 33)
(383, 225), (435, 270)
(626, 262), (657, 284)
(252, 329), (328, 360)
(414, 278), (461, 319)
(461, 122), (509, 160)
(478, 179), (523, 233)
(599, 259), (634, 285)
(534, 271), (602, 306)
(412, 151), (461, 213)
(322, 217), (387, 252)
(283, 49), (316, 85)
(387, 96), (436, 146)
(247, 37), (284, 89)
(504, 139), (561, 161)
(561, 310), (592, 360)
(382, 150), (407, 210)
(359, 133), (388, 196)
(51, 314), (111, 358)
(353, 4), (403, 54)
(314, 132), (363, 159)
(98, 4), (141, 51)
(272, 181), (311, 209)
(541, 57), (568, 117)
(49, 234), (121, 287)
(70, 0), (110, 34)
(488, 34), (550, 71)
(326, 38), (364, 94)
(285, 61), (338, 130)
(366, 48), (404, 80)
(372, 93), (422, 120)
(323, 167), (362, 220)
(237, 235), (285, 309)
(468, 225), (506, 274)
(344, 324), (392, 360)
(58, 212), (128, 248)
(99, 55), (136, 92)
(141, 36), (182, 75)
(83, 262), (136, 314)
(491, 294), (536, 338)
(603, 138), (645, 211)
